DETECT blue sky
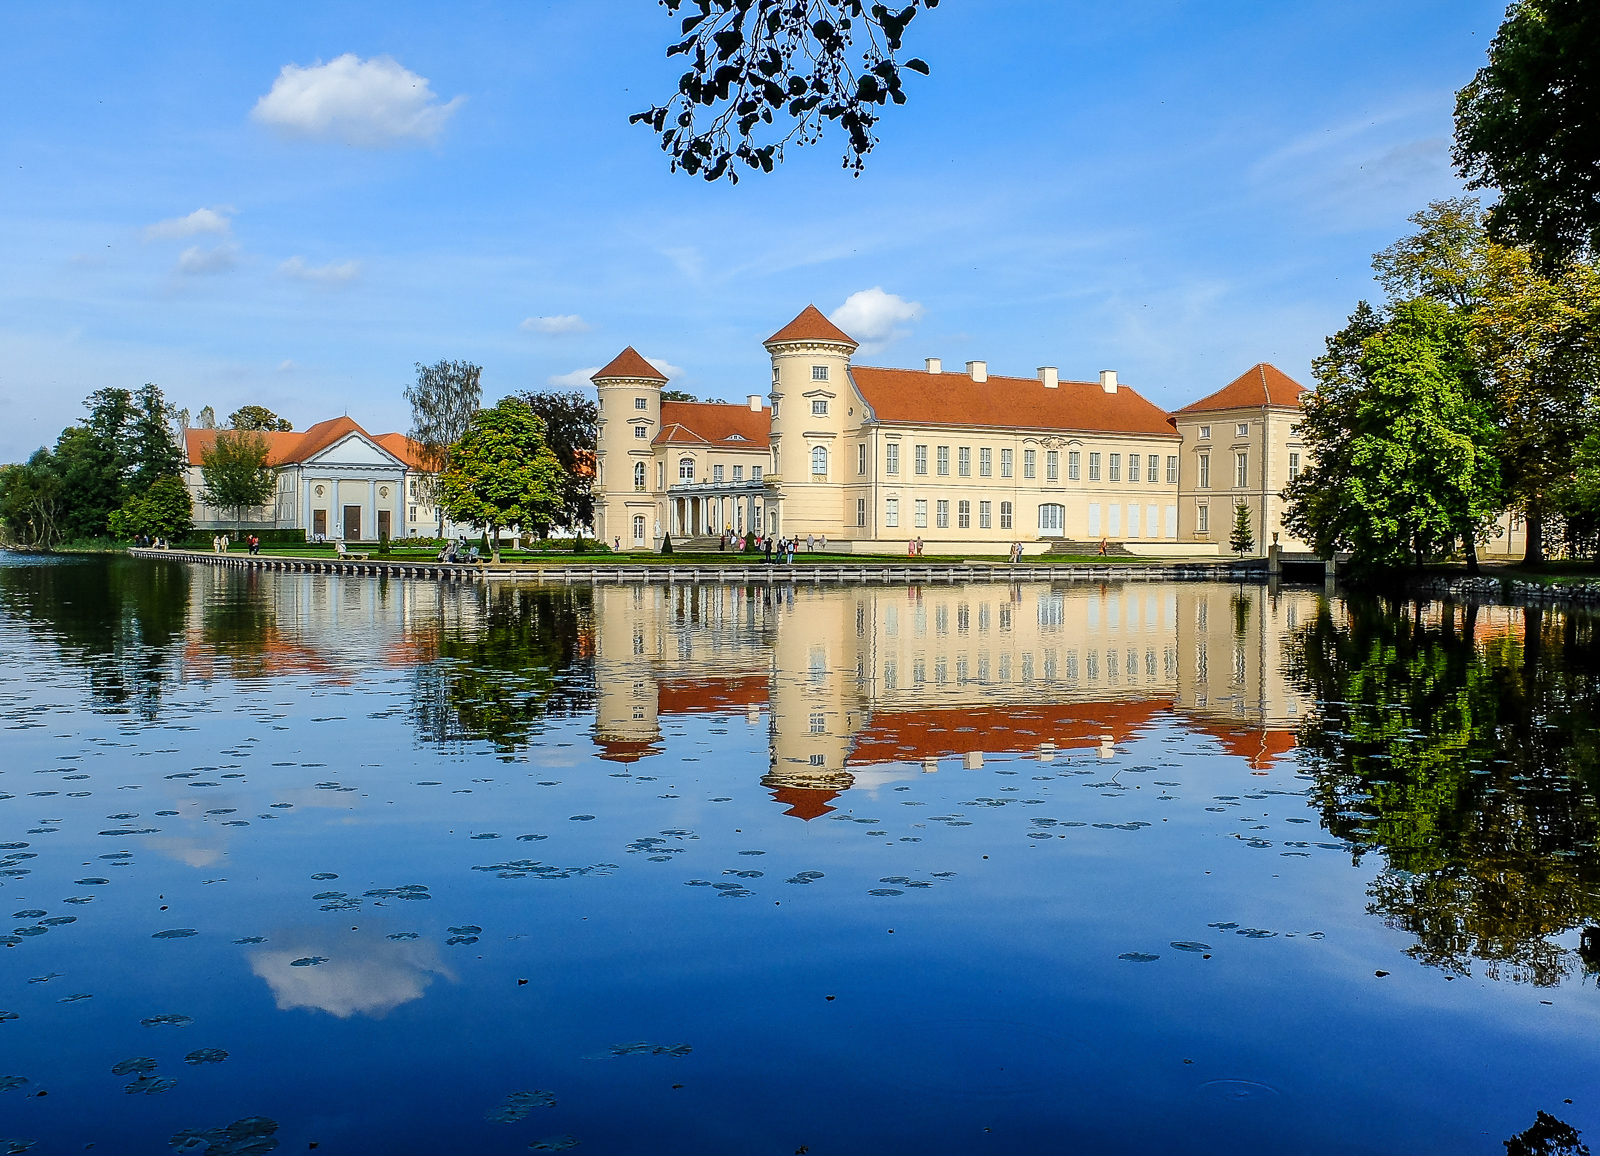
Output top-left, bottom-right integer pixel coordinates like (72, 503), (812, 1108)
(0, 1), (1505, 462)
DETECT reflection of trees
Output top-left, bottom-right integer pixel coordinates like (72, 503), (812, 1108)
(410, 586), (594, 753)
(0, 556), (190, 718)
(1289, 596), (1600, 985)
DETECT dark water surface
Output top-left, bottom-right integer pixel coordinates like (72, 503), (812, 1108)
(1, 554), (1597, 1154)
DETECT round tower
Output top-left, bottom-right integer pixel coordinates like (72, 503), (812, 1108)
(763, 305), (859, 541)
(592, 346), (669, 551)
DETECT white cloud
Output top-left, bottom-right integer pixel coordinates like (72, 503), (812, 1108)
(176, 244), (239, 275)
(521, 314), (592, 335)
(249, 931), (452, 1019)
(280, 256), (362, 283)
(549, 366), (601, 388)
(645, 356), (684, 379)
(146, 206), (234, 241)
(277, 359), (298, 373)
(830, 287), (924, 353)
(251, 54), (464, 147)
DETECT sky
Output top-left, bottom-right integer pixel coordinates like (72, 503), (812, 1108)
(0, 0), (1509, 463)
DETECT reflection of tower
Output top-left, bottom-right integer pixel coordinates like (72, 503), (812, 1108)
(591, 584), (662, 762)
(761, 587), (869, 816)
(593, 347), (668, 551)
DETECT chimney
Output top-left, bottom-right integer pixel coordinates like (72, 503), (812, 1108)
(925, 357), (941, 374)
(1100, 370), (1118, 394)
(967, 360), (988, 383)
(747, 394), (763, 412)
(1038, 366), (1059, 389)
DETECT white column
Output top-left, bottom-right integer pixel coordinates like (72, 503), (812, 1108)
(368, 479), (377, 543)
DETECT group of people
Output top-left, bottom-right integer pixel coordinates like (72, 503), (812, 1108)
(435, 537), (481, 564)
(717, 529), (828, 558)
(134, 534), (169, 549)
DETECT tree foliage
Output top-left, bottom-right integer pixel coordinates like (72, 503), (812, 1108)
(1284, 299), (1502, 572)
(631, 0), (937, 183)
(0, 450), (65, 547)
(1453, 0), (1600, 267)
(405, 360), (482, 533)
(227, 405), (293, 432)
(437, 399), (563, 562)
(107, 475), (193, 541)
(515, 390), (598, 534)
(1229, 503), (1254, 557)
(199, 430), (276, 534)
(129, 383), (188, 491)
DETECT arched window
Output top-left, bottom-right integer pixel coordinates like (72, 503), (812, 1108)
(811, 446), (828, 476)
(633, 462), (646, 490)
(679, 457), (695, 482)
(1038, 503), (1065, 534)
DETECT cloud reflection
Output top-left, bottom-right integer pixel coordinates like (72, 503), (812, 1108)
(250, 929), (452, 1019)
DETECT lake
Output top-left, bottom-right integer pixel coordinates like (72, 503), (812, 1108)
(1, 554), (1597, 1154)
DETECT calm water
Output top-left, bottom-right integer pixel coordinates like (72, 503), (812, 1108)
(1, 555), (1598, 1154)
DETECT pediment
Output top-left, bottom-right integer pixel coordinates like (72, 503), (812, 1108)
(306, 434), (405, 467)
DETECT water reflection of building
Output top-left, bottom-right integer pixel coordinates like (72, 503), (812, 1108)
(589, 581), (1322, 819)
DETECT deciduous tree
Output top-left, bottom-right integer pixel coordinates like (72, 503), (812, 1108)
(227, 405), (293, 432)
(108, 475), (194, 541)
(405, 359), (482, 535)
(129, 383), (187, 491)
(437, 399), (562, 563)
(515, 390), (598, 537)
(632, 0), (937, 183)
(199, 431), (276, 536)
(0, 450), (64, 547)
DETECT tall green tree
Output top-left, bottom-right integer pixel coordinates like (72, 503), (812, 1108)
(437, 398), (562, 563)
(1453, 0), (1600, 267)
(405, 359), (482, 535)
(227, 405), (293, 432)
(515, 390), (598, 536)
(1284, 299), (1502, 572)
(54, 388), (137, 540)
(199, 430), (276, 536)
(129, 383), (187, 491)
(107, 475), (194, 541)
(0, 450), (64, 547)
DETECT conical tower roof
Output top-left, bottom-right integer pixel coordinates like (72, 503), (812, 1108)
(764, 305), (857, 349)
(592, 346), (668, 382)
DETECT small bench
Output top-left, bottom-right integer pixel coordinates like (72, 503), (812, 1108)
(335, 542), (369, 561)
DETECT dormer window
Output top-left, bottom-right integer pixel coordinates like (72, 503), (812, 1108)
(725, 433), (746, 441)
(812, 365), (829, 381)
(811, 399), (829, 416)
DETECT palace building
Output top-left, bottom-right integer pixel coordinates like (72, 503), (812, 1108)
(593, 305), (1313, 555)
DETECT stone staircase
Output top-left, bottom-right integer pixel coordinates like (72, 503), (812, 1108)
(1042, 538), (1137, 557)
(665, 535), (734, 553)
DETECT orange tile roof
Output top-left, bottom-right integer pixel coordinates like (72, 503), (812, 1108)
(1173, 363), (1306, 414)
(851, 367), (1180, 438)
(765, 304), (857, 348)
(655, 401), (771, 449)
(593, 346), (668, 382)
(184, 417), (408, 468)
(373, 432), (431, 471)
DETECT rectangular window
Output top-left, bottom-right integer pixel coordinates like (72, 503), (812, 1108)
(1199, 425), (1211, 439)
(914, 499), (928, 528)
(1088, 452), (1101, 481)
(634, 396), (648, 410)
(752, 465), (762, 481)
(1063, 450), (1078, 481)
(957, 500), (971, 529)
(1148, 454), (1161, 483)
(1128, 454), (1140, 483)
(1166, 455), (1178, 484)
(937, 446), (950, 476)
(733, 465), (743, 481)
(936, 500), (950, 528)
(978, 500), (991, 529)
(1236, 422), (1249, 437)
(979, 447), (992, 477)
(634, 425), (647, 439)
(1000, 448), (1014, 478)
(999, 501), (1013, 529)
(958, 447), (971, 477)
(1046, 450), (1059, 481)
(811, 399), (828, 415)
(885, 498), (899, 528)
(812, 365), (829, 380)
(1288, 451), (1300, 479)
(1109, 453), (1121, 482)
(409, 505), (417, 520)
(712, 465), (724, 482)
(1109, 504), (1122, 535)
(857, 443), (867, 474)
(1164, 504), (1177, 538)
(1088, 503), (1101, 536)
(1198, 504), (1209, 533)
(657, 463), (665, 488)
(915, 445), (928, 475)
(856, 498), (866, 527)
(1023, 449), (1036, 479)
(1128, 504), (1140, 536)
(886, 443), (900, 475)
(1198, 455), (1210, 488)
(771, 399), (779, 418)
(1235, 452), (1248, 487)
